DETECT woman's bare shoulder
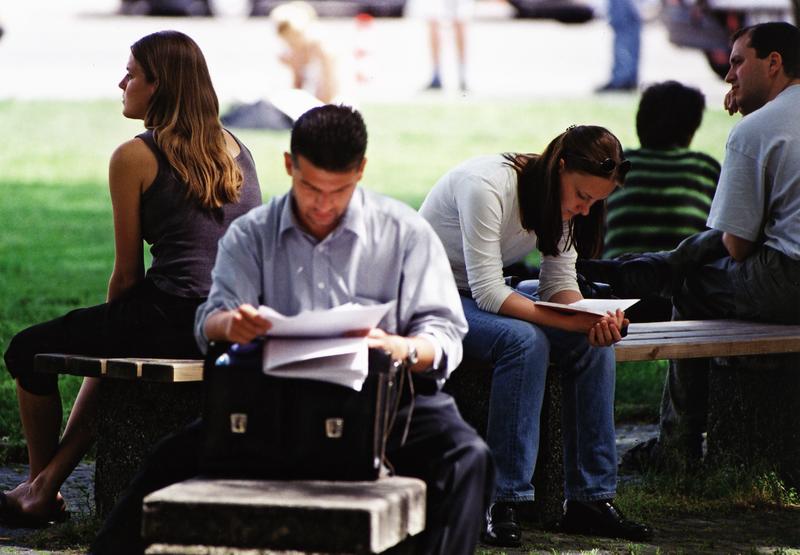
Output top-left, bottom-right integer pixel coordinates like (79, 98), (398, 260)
(109, 137), (158, 191)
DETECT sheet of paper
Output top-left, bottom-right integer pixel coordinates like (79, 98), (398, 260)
(535, 298), (640, 316)
(264, 336), (365, 369)
(258, 301), (394, 338)
(263, 338), (369, 391)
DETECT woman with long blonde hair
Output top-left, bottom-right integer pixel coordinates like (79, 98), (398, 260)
(1, 30), (262, 526)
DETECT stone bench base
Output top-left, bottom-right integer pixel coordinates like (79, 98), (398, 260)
(143, 477), (426, 554)
(443, 356), (564, 525)
(96, 379), (203, 517)
(708, 353), (800, 488)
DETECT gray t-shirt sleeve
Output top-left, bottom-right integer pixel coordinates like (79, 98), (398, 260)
(707, 126), (766, 242)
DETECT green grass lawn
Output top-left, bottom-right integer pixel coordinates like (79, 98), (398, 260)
(0, 98), (734, 448)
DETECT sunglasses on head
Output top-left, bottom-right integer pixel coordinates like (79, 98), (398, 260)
(563, 152), (631, 181)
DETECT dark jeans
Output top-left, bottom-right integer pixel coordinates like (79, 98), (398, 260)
(4, 279), (203, 395)
(91, 392), (494, 555)
(658, 231), (800, 451)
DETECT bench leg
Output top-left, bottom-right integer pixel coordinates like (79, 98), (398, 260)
(95, 380), (203, 517)
(443, 358), (564, 526)
(707, 353), (800, 489)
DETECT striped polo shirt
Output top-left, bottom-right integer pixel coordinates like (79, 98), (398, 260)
(603, 147), (720, 259)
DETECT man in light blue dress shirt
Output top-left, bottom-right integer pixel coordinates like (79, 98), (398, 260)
(92, 105), (493, 555)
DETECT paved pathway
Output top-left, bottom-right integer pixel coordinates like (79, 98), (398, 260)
(0, 424), (658, 552)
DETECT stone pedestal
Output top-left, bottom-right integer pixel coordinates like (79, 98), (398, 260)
(143, 477), (426, 554)
(707, 353), (800, 488)
(95, 379), (203, 517)
(443, 357), (564, 525)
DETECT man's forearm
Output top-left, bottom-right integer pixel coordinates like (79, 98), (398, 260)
(204, 310), (234, 343)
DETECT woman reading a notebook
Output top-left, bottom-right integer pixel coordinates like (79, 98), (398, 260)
(419, 125), (651, 547)
(1, 30), (261, 527)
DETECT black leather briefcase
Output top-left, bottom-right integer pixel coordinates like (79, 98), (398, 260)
(199, 340), (400, 481)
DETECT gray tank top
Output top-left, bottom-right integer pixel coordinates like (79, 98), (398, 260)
(138, 129), (262, 298)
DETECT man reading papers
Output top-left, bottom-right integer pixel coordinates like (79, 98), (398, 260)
(91, 105), (494, 555)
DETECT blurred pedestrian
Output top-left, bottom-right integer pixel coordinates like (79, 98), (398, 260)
(406, 0), (474, 91)
(597, 0), (641, 92)
(271, 1), (339, 103)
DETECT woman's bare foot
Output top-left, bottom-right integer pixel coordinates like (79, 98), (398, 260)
(3, 481), (67, 521)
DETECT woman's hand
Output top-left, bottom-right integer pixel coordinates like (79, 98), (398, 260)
(588, 309), (628, 347)
(724, 88), (739, 116)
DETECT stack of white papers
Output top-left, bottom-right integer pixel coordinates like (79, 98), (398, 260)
(257, 302), (395, 391)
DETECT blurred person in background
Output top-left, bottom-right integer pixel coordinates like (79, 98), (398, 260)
(220, 1), (335, 130)
(406, 0), (473, 91)
(272, 0), (339, 103)
(597, 0), (641, 92)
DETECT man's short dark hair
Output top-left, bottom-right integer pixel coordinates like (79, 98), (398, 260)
(290, 104), (368, 171)
(732, 22), (800, 79)
(636, 80), (705, 149)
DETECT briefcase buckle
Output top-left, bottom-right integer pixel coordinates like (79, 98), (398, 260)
(325, 418), (344, 438)
(230, 413), (248, 434)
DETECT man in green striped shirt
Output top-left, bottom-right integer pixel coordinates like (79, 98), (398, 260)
(600, 81), (720, 322)
(604, 81), (721, 259)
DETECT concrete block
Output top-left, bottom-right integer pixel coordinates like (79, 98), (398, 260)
(95, 380), (203, 517)
(444, 356), (564, 525)
(143, 477), (426, 554)
(708, 353), (800, 488)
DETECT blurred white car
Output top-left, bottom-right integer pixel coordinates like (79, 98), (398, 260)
(661, 0), (795, 78)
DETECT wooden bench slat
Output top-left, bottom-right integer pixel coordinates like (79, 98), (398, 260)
(34, 354), (202, 383)
(621, 329), (800, 343)
(141, 361), (204, 383)
(616, 336), (800, 361)
(615, 320), (800, 362)
(34, 354), (105, 377)
(105, 360), (141, 380)
(627, 319), (799, 332)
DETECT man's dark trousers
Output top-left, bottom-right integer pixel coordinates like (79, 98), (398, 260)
(657, 230), (800, 453)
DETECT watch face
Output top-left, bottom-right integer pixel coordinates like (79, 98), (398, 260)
(407, 344), (419, 365)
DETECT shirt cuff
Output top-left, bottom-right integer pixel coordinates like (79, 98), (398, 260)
(418, 332), (444, 370)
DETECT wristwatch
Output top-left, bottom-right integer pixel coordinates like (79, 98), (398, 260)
(404, 340), (419, 368)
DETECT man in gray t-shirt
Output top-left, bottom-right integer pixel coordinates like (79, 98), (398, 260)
(615, 22), (800, 469)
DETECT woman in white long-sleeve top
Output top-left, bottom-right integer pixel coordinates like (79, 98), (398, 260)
(420, 125), (651, 547)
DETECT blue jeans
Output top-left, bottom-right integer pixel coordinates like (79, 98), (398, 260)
(461, 283), (617, 502)
(609, 0), (641, 86)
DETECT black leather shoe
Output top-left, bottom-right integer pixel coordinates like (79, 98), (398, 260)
(481, 502), (522, 547)
(560, 499), (653, 541)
